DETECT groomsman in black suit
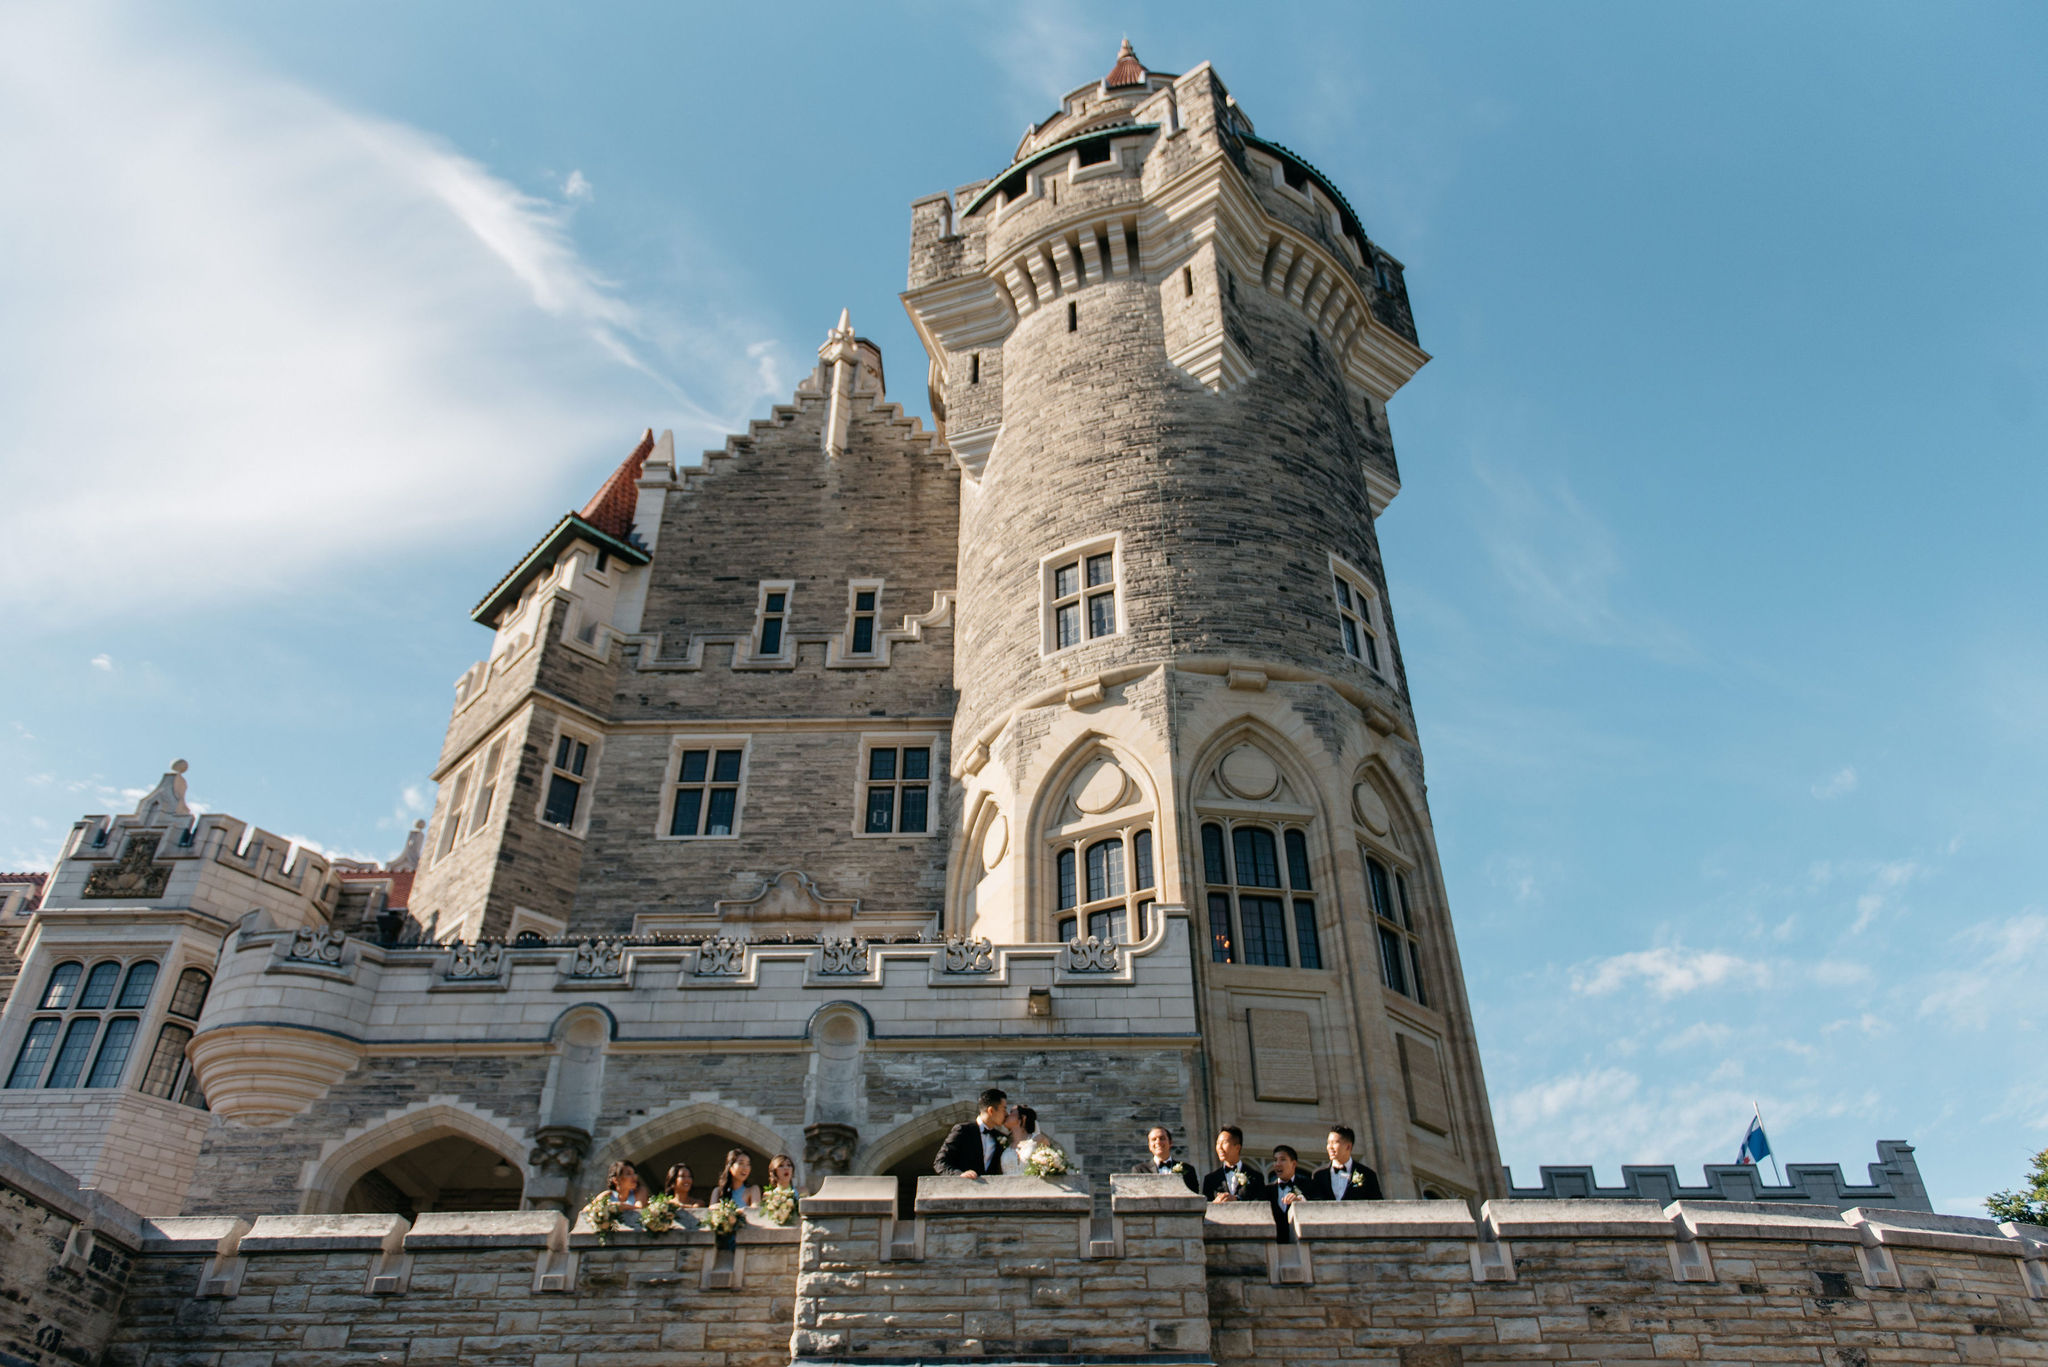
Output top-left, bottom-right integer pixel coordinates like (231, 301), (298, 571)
(1201, 1124), (1269, 1203)
(1304, 1124), (1384, 1202)
(1130, 1125), (1199, 1192)
(934, 1088), (1010, 1179)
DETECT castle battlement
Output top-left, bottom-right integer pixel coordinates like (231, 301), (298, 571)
(1506, 1138), (1933, 1212)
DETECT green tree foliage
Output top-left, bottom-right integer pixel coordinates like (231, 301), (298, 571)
(1987, 1146), (2048, 1226)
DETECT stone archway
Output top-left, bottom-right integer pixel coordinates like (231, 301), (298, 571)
(301, 1097), (531, 1215)
(857, 1101), (976, 1217)
(590, 1100), (794, 1204)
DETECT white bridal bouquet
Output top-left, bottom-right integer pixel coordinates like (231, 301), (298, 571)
(759, 1186), (798, 1226)
(638, 1193), (680, 1233)
(698, 1198), (743, 1238)
(1024, 1140), (1071, 1177)
(580, 1190), (624, 1242)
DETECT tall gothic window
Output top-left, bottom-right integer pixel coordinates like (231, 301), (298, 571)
(1201, 822), (1321, 969)
(1045, 752), (1153, 944)
(1366, 853), (1428, 1005)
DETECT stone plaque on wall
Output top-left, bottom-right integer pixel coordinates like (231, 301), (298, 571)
(1247, 1008), (1318, 1103)
(1398, 1033), (1453, 1135)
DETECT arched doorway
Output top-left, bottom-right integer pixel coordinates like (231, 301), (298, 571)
(341, 1134), (523, 1218)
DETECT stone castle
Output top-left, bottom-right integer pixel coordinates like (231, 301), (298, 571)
(5, 42), (2042, 1366)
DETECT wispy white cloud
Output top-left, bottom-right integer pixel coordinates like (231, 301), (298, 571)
(1851, 859), (1921, 934)
(1572, 945), (1770, 998)
(89, 654), (114, 673)
(1918, 911), (2048, 1030)
(0, 6), (779, 628)
(562, 169), (592, 202)
(1812, 765), (1858, 799)
(1471, 463), (1696, 663)
(976, 1), (1102, 124)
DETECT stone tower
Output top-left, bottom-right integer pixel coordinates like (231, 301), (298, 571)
(906, 45), (1500, 1199)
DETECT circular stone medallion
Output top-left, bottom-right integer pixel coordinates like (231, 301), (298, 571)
(1218, 746), (1281, 801)
(1071, 759), (1130, 814)
(1353, 781), (1392, 835)
(981, 812), (1009, 868)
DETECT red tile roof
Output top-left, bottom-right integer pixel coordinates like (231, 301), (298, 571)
(337, 869), (413, 909)
(1105, 38), (1148, 89)
(1, 871), (47, 914)
(579, 429), (655, 541)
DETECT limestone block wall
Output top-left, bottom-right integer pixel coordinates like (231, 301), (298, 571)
(0, 1090), (212, 1216)
(1205, 1199), (2048, 1365)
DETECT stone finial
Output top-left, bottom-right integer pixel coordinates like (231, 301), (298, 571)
(134, 759), (191, 821)
(820, 308), (860, 459)
(387, 820), (424, 873)
(1105, 37), (1147, 89)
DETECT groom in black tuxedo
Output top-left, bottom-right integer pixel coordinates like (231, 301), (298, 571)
(1304, 1124), (1384, 1202)
(934, 1088), (1010, 1179)
(1201, 1124), (1268, 1203)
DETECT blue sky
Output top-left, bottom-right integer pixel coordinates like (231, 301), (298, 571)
(2, 2), (2043, 1214)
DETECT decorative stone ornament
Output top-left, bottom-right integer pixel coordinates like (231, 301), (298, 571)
(942, 935), (995, 974)
(1218, 746), (1280, 801)
(568, 939), (625, 978)
(285, 927), (347, 965)
(1063, 935), (1119, 972)
(446, 942), (503, 980)
(804, 1122), (859, 1184)
(696, 937), (747, 976)
(527, 1125), (592, 1177)
(819, 937), (870, 975)
(81, 835), (173, 899)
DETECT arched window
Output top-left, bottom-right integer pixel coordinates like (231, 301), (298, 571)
(6, 956), (162, 1092)
(1200, 821), (1321, 968)
(1044, 752), (1154, 944)
(1365, 853), (1427, 1006)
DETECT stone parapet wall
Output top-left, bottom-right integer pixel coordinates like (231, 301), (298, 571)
(7, 1141), (2045, 1367)
(0, 1132), (142, 1367)
(0, 1088), (213, 1216)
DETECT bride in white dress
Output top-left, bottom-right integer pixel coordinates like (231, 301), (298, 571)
(1000, 1104), (1047, 1174)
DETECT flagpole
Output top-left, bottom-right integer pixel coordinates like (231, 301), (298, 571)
(1754, 1100), (1784, 1187)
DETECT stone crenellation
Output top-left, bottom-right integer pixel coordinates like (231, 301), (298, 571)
(1506, 1139), (1932, 1212)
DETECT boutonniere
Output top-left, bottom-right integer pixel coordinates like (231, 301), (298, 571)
(1168, 1161), (1189, 1174)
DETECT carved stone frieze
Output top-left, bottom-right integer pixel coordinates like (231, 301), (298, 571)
(81, 835), (172, 899)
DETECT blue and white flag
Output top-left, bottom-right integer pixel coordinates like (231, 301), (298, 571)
(1736, 1114), (1771, 1166)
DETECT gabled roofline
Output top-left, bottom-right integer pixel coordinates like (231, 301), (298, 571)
(470, 513), (651, 627)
